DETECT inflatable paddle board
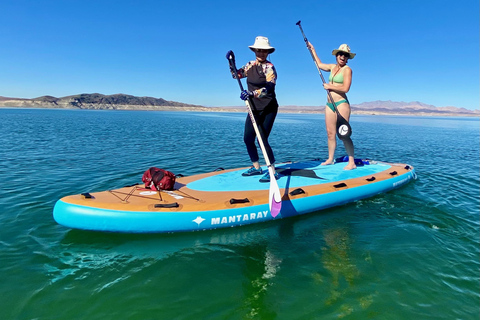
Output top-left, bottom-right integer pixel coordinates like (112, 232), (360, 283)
(53, 159), (416, 233)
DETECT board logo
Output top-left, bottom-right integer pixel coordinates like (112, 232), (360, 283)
(210, 211), (269, 226)
(193, 216), (205, 225)
(338, 124), (349, 136)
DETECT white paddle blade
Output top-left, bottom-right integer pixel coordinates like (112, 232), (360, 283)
(268, 166), (282, 218)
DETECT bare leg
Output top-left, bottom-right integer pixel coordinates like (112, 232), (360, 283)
(343, 138), (356, 170)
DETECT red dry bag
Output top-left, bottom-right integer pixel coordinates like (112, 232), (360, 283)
(142, 167), (176, 191)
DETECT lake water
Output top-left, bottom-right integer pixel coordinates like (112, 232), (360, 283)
(0, 108), (479, 319)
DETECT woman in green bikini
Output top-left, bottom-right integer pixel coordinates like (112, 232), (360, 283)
(308, 42), (356, 170)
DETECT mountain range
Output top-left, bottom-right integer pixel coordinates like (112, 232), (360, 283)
(0, 93), (478, 116)
(0, 93), (208, 111)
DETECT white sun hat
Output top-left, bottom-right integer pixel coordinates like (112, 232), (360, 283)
(248, 36), (275, 53)
(332, 44), (356, 59)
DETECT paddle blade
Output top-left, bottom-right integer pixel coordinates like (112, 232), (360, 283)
(336, 114), (352, 141)
(268, 167), (282, 218)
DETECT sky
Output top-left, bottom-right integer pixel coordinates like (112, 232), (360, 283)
(0, 0), (478, 110)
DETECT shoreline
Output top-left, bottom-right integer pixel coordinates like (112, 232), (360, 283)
(0, 104), (478, 117)
(1, 93), (478, 117)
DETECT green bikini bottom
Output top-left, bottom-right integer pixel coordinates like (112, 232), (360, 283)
(326, 99), (349, 112)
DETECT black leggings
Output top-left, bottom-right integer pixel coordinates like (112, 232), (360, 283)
(244, 107), (277, 164)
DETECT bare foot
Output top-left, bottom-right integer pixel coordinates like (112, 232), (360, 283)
(321, 159), (334, 166)
(343, 163), (357, 170)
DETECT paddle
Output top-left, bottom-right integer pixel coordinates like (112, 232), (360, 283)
(296, 20), (352, 141)
(226, 51), (282, 218)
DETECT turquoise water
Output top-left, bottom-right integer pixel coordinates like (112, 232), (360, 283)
(0, 109), (478, 319)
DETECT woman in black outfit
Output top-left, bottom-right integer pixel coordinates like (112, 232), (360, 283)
(227, 36), (279, 182)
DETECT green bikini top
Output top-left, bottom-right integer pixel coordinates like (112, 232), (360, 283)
(328, 67), (344, 84)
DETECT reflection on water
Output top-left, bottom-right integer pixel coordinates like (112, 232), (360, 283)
(239, 245), (280, 319)
(317, 227), (372, 318)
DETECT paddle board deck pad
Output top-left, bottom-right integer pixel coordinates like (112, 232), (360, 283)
(53, 159), (416, 233)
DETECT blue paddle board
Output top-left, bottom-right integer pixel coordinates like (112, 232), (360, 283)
(53, 159), (416, 233)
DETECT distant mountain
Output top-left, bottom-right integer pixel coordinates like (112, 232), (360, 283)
(277, 101), (479, 116)
(0, 96), (23, 101)
(0, 93), (207, 111)
(0, 94), (478, 116)
(353, 100), (435, 111)
(349, 100), (479, 116)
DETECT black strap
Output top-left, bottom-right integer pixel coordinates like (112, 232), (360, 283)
(389, 171), (398, 176)
(81, 193), (93, 199)
(333, 182), (347, 188)
(366, 177), (376, 182)
(230, 198), (250, 204)
(154, 203), (179, 208)
(289, 188), (305, 196)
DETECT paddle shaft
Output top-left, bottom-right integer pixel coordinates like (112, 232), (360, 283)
(296, 21), (339, 112)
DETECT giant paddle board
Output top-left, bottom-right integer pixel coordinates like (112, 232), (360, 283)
(53, 159), (416, 233)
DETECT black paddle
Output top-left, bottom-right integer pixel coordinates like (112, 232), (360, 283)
(296, 20), (352, 141)
(226, 51), (282, 218)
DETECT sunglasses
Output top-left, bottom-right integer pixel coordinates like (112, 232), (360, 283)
(256, 49), (270, 53)
(337, 52), (349, 57)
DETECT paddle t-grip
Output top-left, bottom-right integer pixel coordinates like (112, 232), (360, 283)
(296, 20), (308, 43)
(226, 50), (235, 61)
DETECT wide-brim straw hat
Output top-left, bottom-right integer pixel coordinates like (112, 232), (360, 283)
(332, 44), (355, 59)
(249, 36), (275, 53)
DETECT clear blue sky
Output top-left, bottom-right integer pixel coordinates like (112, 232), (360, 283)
(0, 0), (478, 110)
